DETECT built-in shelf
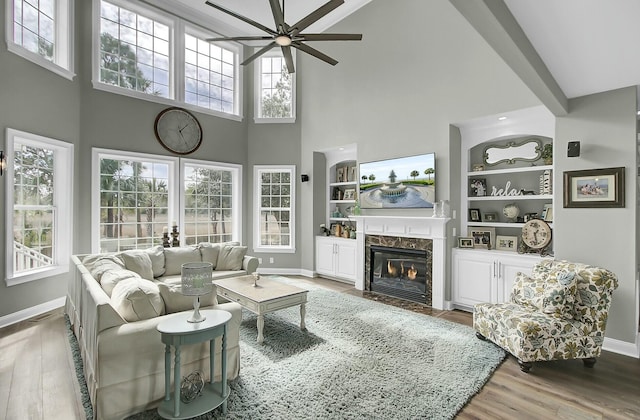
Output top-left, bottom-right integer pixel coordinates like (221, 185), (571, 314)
(466, 165), (552, 176)
(468, 194), (553, 201)
(468, 221), (553, 228)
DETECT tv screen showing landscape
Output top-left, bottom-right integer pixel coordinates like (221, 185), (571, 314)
(359, 153), (436, 209)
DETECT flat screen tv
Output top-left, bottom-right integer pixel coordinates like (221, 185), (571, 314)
(359, 153), (436, 209)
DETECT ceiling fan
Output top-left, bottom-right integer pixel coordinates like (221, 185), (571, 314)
(204, 0), (362, 73)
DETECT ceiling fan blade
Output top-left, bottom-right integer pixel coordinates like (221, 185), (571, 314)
(241, 42), (277, 66)
(289, 0), (344, 35)
(206, 36), (274, 42)
(205, 1), (277, 36)
(296, 33), (362, 41)
(282, 46), (295, 73)
(268, 0), (287, 32)
(292, 42), (338, 66)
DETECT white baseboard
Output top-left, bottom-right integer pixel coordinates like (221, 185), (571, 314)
(603, 335), (640, 359)
(257, 267), (306, 276)
(0, 296), (66, 329)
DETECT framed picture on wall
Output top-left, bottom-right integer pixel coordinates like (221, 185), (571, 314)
(563, 167), (625, 208)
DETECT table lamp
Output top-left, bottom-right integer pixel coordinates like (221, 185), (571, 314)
(181, 262), (213, 323)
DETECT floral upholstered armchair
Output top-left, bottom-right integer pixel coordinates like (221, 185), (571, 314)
(473, 259), (618, 372)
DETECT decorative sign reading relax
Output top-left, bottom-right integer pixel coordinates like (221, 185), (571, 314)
(491, 181), (523, 197)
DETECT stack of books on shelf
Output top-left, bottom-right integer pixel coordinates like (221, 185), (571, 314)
(539, 169), (552, 194)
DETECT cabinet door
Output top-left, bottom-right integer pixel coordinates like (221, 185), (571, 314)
(452, 250), (495, 309)
(497, 254), (538, 303)
(335, 240), (357, 281)
(316, 237), (336, 276)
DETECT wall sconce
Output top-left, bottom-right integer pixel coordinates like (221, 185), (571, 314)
(567, 141), (580, 157)
(300, 174), (309, 182)
(0, 151), (5, 176)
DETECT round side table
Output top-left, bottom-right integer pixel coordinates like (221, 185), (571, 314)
(157, 309), (231, 419)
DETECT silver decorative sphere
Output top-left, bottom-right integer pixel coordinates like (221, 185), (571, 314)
(503, 203), (520, 222)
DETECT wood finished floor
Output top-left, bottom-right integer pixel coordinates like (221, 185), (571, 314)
(1, 276), (639, 420)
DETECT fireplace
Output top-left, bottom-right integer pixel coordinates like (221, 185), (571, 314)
(365, 235), (433, 305)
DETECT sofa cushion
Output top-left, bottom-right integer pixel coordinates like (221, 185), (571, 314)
(87, 256), (126, 282)
(216, 244), (247, 271)
(156, 278), (218, 313)
(120, 252), (154, 280)
(111, 278), (165, 321)
(199, 243), (221, 269)
(164, 247), (202, 276)
(100, 269), (141, 297)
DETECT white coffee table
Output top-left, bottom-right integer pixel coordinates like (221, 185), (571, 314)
(213, 275), (308, 344)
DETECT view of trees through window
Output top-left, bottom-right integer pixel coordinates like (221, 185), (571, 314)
(258, 169), (293, 247)
(13, 143), (55, 272)
(260, 56), (293, 118)
(13, 0), (55, 61)
(99, 157), (170, 252)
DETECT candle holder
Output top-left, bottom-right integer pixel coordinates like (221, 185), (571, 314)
(162, 232), (170, 248)
(171, 225), (180, 247)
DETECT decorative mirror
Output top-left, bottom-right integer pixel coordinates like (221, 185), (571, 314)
(483, 138), (542, 166)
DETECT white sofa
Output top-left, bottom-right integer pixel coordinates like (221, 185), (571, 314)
(65, 242), (259, 420)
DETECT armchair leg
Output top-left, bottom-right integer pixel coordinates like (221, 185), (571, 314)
(518, 360), (532, 373)
(475, 332), (487, 341)
(583, 357), (597, 368)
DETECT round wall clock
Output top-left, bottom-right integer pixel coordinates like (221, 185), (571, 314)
(520, 219), (552, 254)
(154, 107), (203, 155)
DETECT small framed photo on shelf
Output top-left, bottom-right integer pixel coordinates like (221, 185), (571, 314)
(468, 227), (495, 249)
(496, 235), (518, 252)
(343, 188), (356, 200)
(348, 166), (357, 182)
(458, 237), (474, 248)
(469, 178), (487, 197)
(468, 208), (481, 222)
(483, 212), (498, 222)
(523, 212), (539, 222)
(542, 204), (553, 222)
(336, 167), (345, 183)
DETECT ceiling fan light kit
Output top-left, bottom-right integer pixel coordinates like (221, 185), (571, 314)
(205, 0), (362, 73)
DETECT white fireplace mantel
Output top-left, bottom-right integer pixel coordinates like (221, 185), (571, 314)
(351, 215), (450, 310)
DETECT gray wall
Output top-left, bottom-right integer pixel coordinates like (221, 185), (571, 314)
(0, 0), (81, 316)
(555, 86), (638, 343)
(298, 0), (541, 270)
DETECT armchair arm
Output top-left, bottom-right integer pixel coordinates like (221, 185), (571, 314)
(242, 255), (259, 274)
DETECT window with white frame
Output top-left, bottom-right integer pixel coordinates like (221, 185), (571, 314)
(255, 52), (295, 123)
(92, 149), (242, 252)
(184, 31), (238, 114)
(7, 0), (75, 79)
(182, 160), (241, 245)
(93, 0), (242, 120)
(98, 0), (171, 98)
(5, 128), (74, 286)
(253, 165), (295, 252)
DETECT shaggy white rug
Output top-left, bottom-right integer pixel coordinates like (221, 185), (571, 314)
(120, 282), (505, 420)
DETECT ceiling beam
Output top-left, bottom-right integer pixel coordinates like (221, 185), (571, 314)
(450, 0), (568, 116)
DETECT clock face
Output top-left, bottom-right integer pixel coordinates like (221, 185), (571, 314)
(154, 107), (203, 155)
(521, 219), (552, 249)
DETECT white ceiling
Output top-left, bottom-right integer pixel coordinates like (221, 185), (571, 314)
(171, 0), (639, 105)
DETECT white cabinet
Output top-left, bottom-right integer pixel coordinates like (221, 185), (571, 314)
(315, 236), (357, 283)
(451, 248), (540, 311)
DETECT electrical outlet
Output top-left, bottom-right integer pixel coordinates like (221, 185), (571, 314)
(269, 257), (274, 264)
(258, 258), (263, 264)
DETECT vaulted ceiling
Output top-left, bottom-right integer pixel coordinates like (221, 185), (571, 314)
(168, 0), (639, 110)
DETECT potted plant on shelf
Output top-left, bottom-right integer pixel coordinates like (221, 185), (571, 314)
(541, 143), (553, 165)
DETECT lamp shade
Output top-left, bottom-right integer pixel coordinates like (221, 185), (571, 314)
(181, 262), (213, 296)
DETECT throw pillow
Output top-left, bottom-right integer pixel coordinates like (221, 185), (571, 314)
(88, 256), (126, 282)
(144, 245), (166, 277)
(216, 245), (247, 271)
(541, 271), (578, 319)
(121, 252), (154, 280)
(111, 278), (165, 322)
(164, 246), (202, 276)
(156, 278), (218, 313)
(198, 243), (221, 269)
(100, 269), (141, 297)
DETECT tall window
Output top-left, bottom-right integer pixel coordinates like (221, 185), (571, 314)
(182, 160), (241, 245)
(185, 32), (237, 114)
(93, 150), (177, 253)
(93, 0), (242, 120)
(92, 150), (242, 252)
(255, 53), (295, 123)
(8, 0), (75, 79)
(5, 129), (74, 286)
(98, 0), (171, 97)
(253, 165), (295, 253)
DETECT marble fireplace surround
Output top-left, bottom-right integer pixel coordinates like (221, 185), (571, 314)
(351, 216), (449, 310)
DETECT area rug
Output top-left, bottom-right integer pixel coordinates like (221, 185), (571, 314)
(69, 285), (505, 420)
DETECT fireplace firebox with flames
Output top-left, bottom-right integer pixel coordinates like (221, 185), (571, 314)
(369, 245), (431, 304)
